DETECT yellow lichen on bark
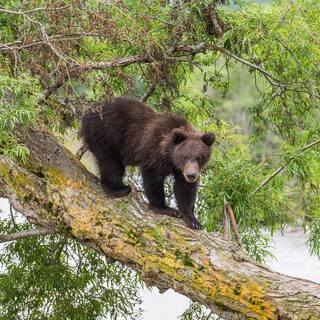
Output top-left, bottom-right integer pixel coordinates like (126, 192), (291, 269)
(0, 162), (38, 198)
(64, 189), (278, 319)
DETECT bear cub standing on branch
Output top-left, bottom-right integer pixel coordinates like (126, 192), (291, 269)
(81, 97), (215, 229)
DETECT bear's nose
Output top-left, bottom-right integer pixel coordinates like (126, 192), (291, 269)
(187, 173), (197, 181)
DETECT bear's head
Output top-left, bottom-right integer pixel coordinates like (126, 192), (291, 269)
(171, 128), (215, 183)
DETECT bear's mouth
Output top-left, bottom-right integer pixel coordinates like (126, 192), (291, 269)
(184, 174), (199, 183)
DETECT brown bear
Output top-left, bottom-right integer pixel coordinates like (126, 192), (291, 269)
(80, 97), (215, 229)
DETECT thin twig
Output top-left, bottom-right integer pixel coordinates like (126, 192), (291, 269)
(0, 227), (57, 243)
(0, 4), (72, 15)
(225, 203), (240, 242)
(55, 235), (67, 263)
(301, 138), (320, 152)
(0, 6), (76, 64)
(142, 14), (178, 26)
(9, 204), (18, 229)
(206, 311), (213, 320)
(223, 197), (230, 240)
(0, 32), (105, 51)
(252, 166), (285, 196)
(213, 45), (282, 85)
(76, 145), (88, 160)
(253, 138), (320, 195)
(211, 45), (312, 93)
(140, 84), (156, 102)
(42, 78), (66, 100)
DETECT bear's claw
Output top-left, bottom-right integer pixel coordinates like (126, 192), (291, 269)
(183, 216), (203, 230)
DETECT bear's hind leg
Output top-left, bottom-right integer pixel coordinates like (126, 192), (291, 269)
(142, 168), (181, 218)
(95, 151), (131, 198)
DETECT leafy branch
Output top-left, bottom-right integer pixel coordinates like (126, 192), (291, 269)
(253, 138), (320, 195)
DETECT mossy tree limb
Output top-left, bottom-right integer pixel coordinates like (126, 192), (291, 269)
(0, 128), (319, 320)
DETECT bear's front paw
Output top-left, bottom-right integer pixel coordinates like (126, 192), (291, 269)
(183, 216), (203, 230)
(150, 206), (182, 218)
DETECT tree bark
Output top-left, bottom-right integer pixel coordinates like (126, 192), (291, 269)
(0, 128), (319, 320)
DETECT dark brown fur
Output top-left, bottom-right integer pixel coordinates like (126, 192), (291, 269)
(80, 97), (215, 229)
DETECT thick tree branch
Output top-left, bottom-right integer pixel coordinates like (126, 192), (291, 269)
(78, 43), (207, 71)
(0, 227), (57, 243)
(80, 55), (151, 71)
(0, 128), (320, 319)
(76, 43), (309, 95)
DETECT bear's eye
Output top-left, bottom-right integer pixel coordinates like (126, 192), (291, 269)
(196, 156), (203, 163)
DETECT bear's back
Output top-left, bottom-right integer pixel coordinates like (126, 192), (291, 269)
(81, 96), (192, 173)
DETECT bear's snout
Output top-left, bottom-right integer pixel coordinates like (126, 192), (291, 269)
(183, 161), (200, 183)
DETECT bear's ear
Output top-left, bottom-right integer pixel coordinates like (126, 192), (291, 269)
(172, 128), (186, 144)
(202, 132), (215, 146)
